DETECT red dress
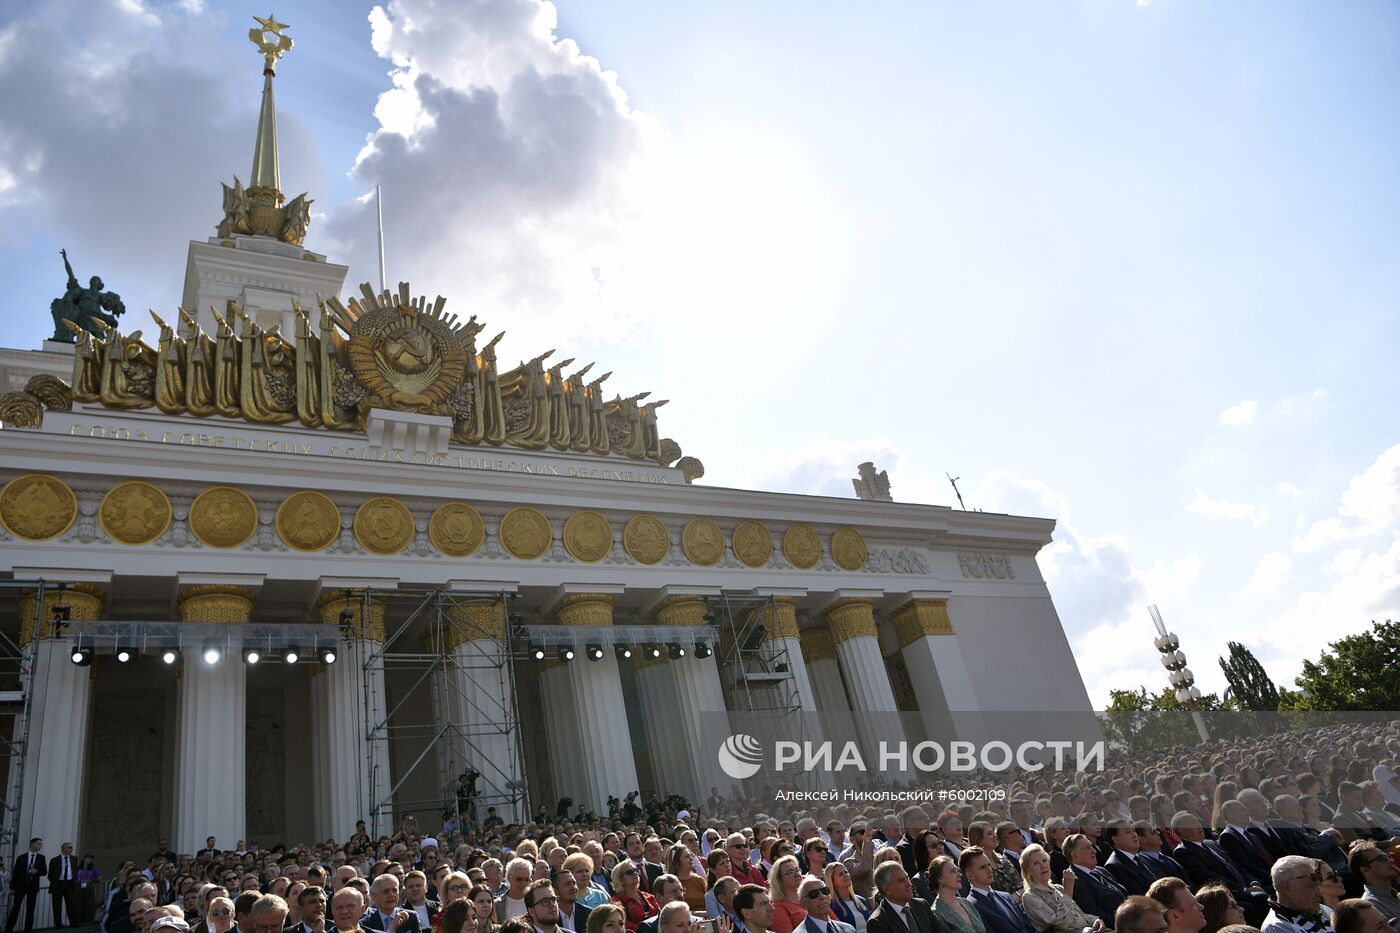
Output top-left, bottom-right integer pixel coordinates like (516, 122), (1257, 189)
(612, 893), (658, 933)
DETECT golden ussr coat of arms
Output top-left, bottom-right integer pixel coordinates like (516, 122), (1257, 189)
(347, 303), (469, 413)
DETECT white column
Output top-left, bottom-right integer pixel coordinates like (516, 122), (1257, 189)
(173, 586), (253, 854)
(12, 584), (105, 907)
(799, 628), (861, 788)
(315, 594), (392, 838)
(15, 589), (99, 930)
(445, 604), (522, 823)
(309, 670), (332, 838)
(825, 599), (906, 778)
(539, 662), (583, 807)
(751, 597), (834, 791)
(652, 596), (733, 803)
(892, 598), (987, 742)
(552, 595), (640, 813)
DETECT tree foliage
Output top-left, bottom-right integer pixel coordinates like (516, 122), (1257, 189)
(1285, 619), (1400, 711)
(1218, 641), (1280, 711)
(1100, 685), (1229, 753)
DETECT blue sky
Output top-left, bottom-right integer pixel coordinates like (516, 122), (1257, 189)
(1, 0), (1397, 704)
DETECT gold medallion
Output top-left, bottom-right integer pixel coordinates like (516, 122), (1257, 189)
(275, 491), (341, 552)
(0, 474), (77, 541)
(499, 507), (552, 560)
(782, 523), (822, 569)
(681, 517), (724, 567)
(563, 511), (612, 563)
(732, 520), (773, 568)
(623, 515), (670, 565)
(831, 527), (868, 571)
(189, 486), (259, 548)
(99, 481), (172, 546)
(354, 496), (415, 555)
(429, 502), (485, 557)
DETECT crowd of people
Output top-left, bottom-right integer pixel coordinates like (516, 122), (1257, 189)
(10, 722), (1400, 933)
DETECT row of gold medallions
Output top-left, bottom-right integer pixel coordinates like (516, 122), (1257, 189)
(0, 474), (869, 569)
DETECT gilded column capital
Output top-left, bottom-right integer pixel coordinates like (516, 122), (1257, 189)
(179, 585), (257, 623)
(822, 598), (878, 644)
(444, 603), (507, 649)
(891, 598), (954, 647)
(800, 627), (837, 664)
(653, 595), (707, 627)
(747, 596), (799, 642)
(316, 592), (386, 642)
(555, 593), (614, 627)
(19, 583), (107, 644)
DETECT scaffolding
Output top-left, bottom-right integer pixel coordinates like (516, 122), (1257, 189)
(707, 593), (813, 790)
(355, 586), (529, 835)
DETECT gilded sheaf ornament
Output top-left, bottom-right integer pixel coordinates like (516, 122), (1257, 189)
(189, 486), (259, 548)
(429, 502), (485, 557)
(100, 481), (172, 546)
(275, 491), (341, 551)
(0, 474), (78, 541)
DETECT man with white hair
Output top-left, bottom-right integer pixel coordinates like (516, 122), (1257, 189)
(1217, 800), (1275, 894)
(329, 889), (371, 933)
(496, 858), (534, 920)
(1261, 856), (1324, 933)
(1237, 789), (1289, 863)
(362, 876), (419, 933)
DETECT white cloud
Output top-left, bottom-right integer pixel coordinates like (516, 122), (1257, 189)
(1292, 442), (1400, 552)
(1185, 488), (1270, 528)
(1243, 551), (1292, 595)
(1219, 399), (1257, 426)
(0, 0), (322, 329)
(1276, 481), (1304, 500)
(323, 0), (656, 356)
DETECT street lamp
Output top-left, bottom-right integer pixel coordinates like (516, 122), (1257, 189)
(1149, 605), (1208, 742)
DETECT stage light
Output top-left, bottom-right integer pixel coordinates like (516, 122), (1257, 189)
(530, 644), (546, 661)
(322, 648), (337, 664)
(703, 611), (716, 623)
(161, 649), (179, 665)
(586, 644), (604, 661)
(115, 647), (136, 665)
(695, 642), (712, 658)
(669, 644), (686, 660)
(558, 646), (575, 662)
(509, 612), (525, 627)
(616, 646), (633, 660)
(202, 643), (222, 665)
(70, 646), (92, 666)
(741, 624), (767, 652)
(283, 648), (299, 664)
(645, 645), (661, 660)
(243, 647), (261, 664)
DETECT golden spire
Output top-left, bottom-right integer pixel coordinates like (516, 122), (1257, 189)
(248, 15), (293, 193)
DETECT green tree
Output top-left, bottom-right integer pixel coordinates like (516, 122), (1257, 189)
(1287, 619), (1400, 711)
(1218, 642), (1280, 711)
(1100, 685), (1230, 753)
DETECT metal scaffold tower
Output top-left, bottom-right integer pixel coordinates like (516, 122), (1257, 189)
(0, 581), (51, 923)
(707, 592), (814, 790)
(356, 586), (529, 833)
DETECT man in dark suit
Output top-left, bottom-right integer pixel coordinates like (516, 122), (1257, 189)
(549, 867), (592, 933)
(1169, 814), (1267, 926)
(865, 863), (945, 933)
(623, 834), (662, 893)
(1104, 823), (1159, 897)
(401, 872), (437, 932)
(361, 875), (421, 933)
(961, 850), (1035, 933)
(734, 885), (774, 933)
(1129, 826), (1185, 883)
(636, 877), (684, 933)
(5, 837), (47, 933)
(1214, 802), (1274, 892)
(524, 880), (562, 933)
(290, 886), (328, 933)
(1064, 834), (1127, 928)
(894, 807), (930, 878)
(329, 889), (374, 933)
(49, 841), (78, 927)
(798, 877), (856, 933)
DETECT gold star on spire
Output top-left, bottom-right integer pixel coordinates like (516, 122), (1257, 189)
(252, 14), (290, 35)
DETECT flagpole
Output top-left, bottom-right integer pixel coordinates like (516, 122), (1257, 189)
(376, 183), (387, 294)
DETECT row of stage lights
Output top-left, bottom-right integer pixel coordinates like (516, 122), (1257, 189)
(527, 642), (713, 663)
(70, 644), (338, 667)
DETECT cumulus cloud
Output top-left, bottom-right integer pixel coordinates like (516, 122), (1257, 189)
(1244, 552), (1292, 595)
(1292, 443), (1400, 552)
(0, 0), (322, 328)
(1218, 399), (1257, 426)
(323, 0), (655, 355)
(1276, 481), (1304, 500)
(1185, 488), (1270, 528)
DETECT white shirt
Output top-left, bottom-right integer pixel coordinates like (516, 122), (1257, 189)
(500, 896), (527, 920)
(411, 905), (431, 929)
(559, 906), (576, 932)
